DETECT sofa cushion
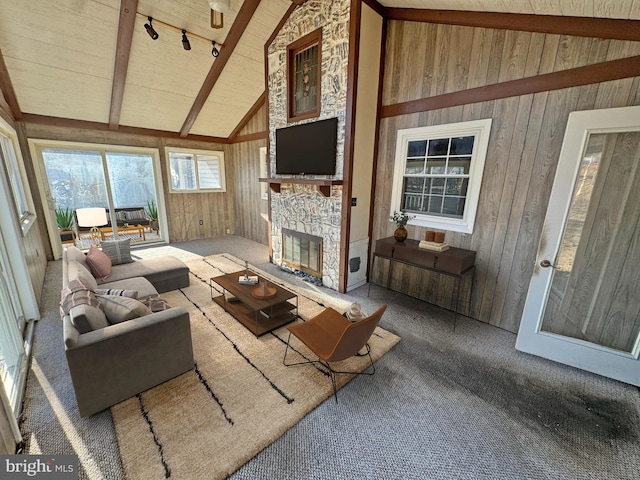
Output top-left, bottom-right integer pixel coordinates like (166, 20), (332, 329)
(86, 245), (112, 280)
(101, 239), (133, 265)
(115, 210), (128, 222)
(66, 246), (88, 267)
(98, 295), (152, 324)
(67, 260), (98, 291)
(97, 256), (189, 293)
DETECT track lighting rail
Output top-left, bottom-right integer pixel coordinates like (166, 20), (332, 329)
(136, 12), (224, 49)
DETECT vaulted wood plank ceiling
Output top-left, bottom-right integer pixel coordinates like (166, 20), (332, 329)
(0, 0), (639, 141)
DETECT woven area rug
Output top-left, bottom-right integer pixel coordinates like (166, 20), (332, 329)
(111, 254), (400, 479)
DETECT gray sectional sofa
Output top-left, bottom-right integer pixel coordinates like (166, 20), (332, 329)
(61, 245), (194, 417)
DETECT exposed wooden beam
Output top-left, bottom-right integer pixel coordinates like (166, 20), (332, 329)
(108, 0), (137, 130)
(22, 113), (228, 143)
(227, 91), (266, 141)
(229, 131), (268, 144)
(179, 0), (262, 137)
(380, 55), (640, 119)
(0, 48), (22, 120)
(0, 92), (12, 120)
(362, 0), (384, 17)
(384, 9), (640, 42)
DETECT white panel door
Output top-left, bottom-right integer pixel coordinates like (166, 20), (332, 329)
(516, 106), (640, 386)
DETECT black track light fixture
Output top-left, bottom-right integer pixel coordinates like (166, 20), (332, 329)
(211, 41), (219, 57)
(145, 16), (159, 40)
(181, 30), (191, 50)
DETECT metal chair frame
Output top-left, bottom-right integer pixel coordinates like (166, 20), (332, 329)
(282, 305), (387, 403)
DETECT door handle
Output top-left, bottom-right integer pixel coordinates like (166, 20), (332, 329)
(539, 259), (558, 269)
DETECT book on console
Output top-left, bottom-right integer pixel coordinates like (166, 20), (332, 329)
(418, 241), (450, 252)
(238, 275), (258, 285)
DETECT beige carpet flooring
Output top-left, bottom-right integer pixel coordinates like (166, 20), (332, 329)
(111, 254), (400, 480)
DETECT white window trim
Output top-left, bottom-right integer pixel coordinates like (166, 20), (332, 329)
(0, 117), (36, 235)
(166, 146), (226, 193)
(390, 118), (492, 234)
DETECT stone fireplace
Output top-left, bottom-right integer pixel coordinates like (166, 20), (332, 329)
(267, 0), (350, 291)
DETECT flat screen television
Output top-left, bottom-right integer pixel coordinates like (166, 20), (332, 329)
(275, 117), (338, 175)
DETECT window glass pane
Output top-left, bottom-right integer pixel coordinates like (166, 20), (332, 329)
(447, 157), (471, 174)
(426, 158), (446, 174)
(43, 149), (108, 210)
(405, 158), (425, 174)
(1, 135), (29, 218)
(402, 177), (425, 211)
(106, 153), (157, 209)
(407, 140), (427, 157)
(197, 155), (221, 189)
(450, 136), (474, 155)
(443, 196), (465, 216)
(426, 195), (443, 213)
(445, 178), (468, 196)
(428, 138), (449, 156)
(431, 178), (445, 195)
(169, 153), (196, 190)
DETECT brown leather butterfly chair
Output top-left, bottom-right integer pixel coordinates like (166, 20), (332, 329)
(283, 304), (387, 402)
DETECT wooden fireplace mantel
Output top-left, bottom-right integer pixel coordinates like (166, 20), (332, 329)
(259, 178), (343, 197)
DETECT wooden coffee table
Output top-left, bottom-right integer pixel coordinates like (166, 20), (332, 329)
(210, 270), (298, 337)
(99, 224), (145, 241)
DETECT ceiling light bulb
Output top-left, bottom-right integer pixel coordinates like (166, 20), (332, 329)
(210, 10), (224, 29)
(182, 30), (191, 50)
(211, 41), (219, 57)
(145, 17), (159, 40)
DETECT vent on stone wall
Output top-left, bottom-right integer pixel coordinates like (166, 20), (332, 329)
(282, 228), (322, 278)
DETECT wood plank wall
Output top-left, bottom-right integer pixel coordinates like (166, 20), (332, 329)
(373, 21), (640, 332)
(228, 104), (268, 244)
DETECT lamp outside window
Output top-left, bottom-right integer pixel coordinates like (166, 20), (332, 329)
(76, 208), (108, 246)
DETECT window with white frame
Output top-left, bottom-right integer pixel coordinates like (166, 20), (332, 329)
(0, 118), (36, 234)
(390, 119), (492, 234)
(166, 147), (226, 193)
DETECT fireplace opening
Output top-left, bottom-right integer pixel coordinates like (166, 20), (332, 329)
(282, 228), (323, 278)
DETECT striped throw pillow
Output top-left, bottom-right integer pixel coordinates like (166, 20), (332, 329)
(100, 239), (133, 265)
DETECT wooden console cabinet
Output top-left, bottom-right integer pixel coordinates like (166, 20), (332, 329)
(369, 237), (476, 315)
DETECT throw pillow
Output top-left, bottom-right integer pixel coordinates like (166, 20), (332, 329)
(86, 245), (112, 280)
(124, 208), (146, 221)
(98, 295), (152, 324)
(95, 288), (138, 299)
(66, 246), (88, 266)
(115, 210), (128, 222)
(60, 279), (100, 316)
(67, 260), (98, 291)
(101, 239), (133, 265)
(70, 304), (109, 333)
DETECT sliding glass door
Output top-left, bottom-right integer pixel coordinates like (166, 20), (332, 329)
(31, 141), (166, 254)
(0, 236), (26, 415)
